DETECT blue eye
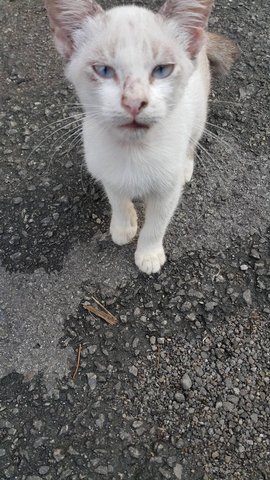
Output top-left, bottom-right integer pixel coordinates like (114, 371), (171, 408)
(93, 65), (115, 79)
(152, 64), (175, 79)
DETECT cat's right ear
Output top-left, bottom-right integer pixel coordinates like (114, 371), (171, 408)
(159, 0), (213, 59)
(45, 0), (103, 60)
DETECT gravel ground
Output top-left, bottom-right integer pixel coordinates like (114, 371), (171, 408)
(0, 0), (269, 479)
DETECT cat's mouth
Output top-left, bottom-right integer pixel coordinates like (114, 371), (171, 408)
(120, 120), (149, 130)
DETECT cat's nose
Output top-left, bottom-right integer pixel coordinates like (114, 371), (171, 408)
(121, 95), (148, 117)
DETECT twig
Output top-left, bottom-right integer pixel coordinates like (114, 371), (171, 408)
(156, 345), (161, 369)
(92, 296), (115, 318)
(82, 302), (118, 326)
(72, 343), (82, 380)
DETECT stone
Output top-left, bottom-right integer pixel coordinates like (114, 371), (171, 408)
(38, 466), (50, 475)
(181, 373), (192, 390)
(95, 466), (108, 475)
(243, 289), (252, 305)
(129, 447), (140, 458)
(129, 365), (138, 377)
(174, 464), (183, 479)
(174, 392), (185, 403)
(86, 372), (97, 391)
(53, 449), (65, 462)
(88, 345), (97, 354)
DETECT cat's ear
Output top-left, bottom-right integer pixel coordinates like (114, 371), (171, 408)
(45, 0), (103, 59)
(159, 0), (213, 59)
(206, 33), (240, 77)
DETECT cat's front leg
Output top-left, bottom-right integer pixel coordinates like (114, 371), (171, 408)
(105, 186), (137, 246)
(135, 187), (183, 274)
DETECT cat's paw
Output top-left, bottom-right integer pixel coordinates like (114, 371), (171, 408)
(110, 205), (137, 245)
(135, 247), (166, 274)
(111, 224), (137, 245)
(184, 159), (194, 183)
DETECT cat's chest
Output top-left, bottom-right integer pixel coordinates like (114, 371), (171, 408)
(83, 122), (187, 197)
(85, 141), (181, 197)
(110, 155), (171, 197)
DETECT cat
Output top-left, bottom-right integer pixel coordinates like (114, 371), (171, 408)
(45, 0), (239, 274)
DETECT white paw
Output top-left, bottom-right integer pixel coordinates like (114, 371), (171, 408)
(135, 247), (166, 274)
(184, 159), (194, 183)
(110, 205), (137, 246)
(111, 224), (137, 245)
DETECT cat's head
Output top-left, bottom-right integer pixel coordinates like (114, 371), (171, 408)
(46, 0), (213, 140)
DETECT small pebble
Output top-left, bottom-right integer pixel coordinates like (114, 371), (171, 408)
(129, 447), (140, 458)
(174, 392), (185, 403)
(53, 448), (65, 462)
(86, 372), (97, 391)
(243, 289), (252, 305)
(88, 345), (97, 354)
(181, 301), (192, 312)
(133, 420), (143, 428)
(38, 466), (50, 475)
(223, 402), (235, 412)
(132, 337), (139, 348)
(181, 373), (192, 390)
(251, 249), (260, 259)
(96, 414), (105, 428)
(65, 160), (73, 168)
(240, 264), (249, 271)
(95, 466), (108, 475)
(174, 464), (183, 479)
(129, 365), (138, 377)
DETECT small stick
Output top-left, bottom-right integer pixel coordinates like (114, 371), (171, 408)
(92, 296), (114, 317)
(156, 345), (161, 369)
(72, 343), (82, 380)
(82, 303), (118, 326)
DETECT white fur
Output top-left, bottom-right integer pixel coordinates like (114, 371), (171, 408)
(47, 2), (211, 274)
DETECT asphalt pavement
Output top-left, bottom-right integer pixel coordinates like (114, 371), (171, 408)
(0, 0), (269, 479)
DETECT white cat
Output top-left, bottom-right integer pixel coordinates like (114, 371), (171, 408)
(45, 0), (238, 274)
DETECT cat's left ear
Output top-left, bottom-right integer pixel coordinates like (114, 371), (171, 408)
(159, 0), (213, 59)
(45, 0), (103, 60)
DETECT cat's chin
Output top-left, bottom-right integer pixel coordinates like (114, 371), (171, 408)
(113, 123), (151, 143)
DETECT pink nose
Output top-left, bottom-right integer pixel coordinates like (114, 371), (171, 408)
(121, 96), (148, 117)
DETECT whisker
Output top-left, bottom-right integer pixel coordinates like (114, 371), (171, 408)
(205, 121), (242, 141)
(61, 130), (83, 161)
(66, 129), (83, 154)
(27, 117), (83, 162)
(28, 112), (85, 138)
(203, 128), (237, 157)
(191, 143), (207, 173)
(51, 125), (81, 157)
(209, 99), (241, 106)
(80, 161), (89, 194)
(46, 126), (82, 170)
(190, 136), (235, 182)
